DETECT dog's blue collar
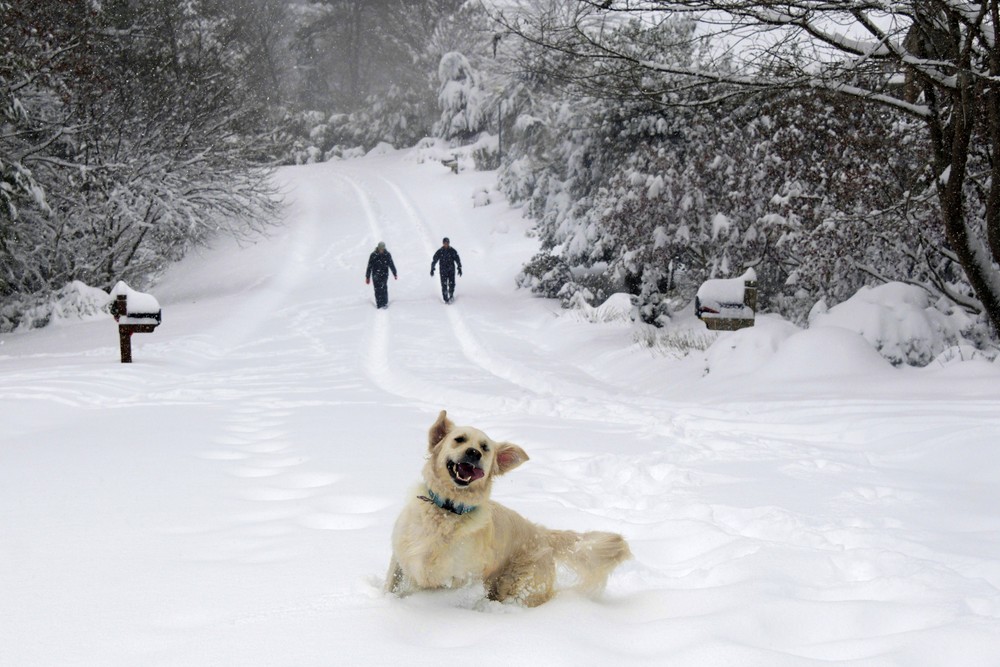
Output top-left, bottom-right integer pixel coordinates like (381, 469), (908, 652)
(418, 488), (477, 515)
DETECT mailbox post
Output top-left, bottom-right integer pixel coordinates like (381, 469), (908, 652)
(109, 283), (161, 363)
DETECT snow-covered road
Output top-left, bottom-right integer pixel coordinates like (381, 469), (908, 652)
(2, 151), (999, 666)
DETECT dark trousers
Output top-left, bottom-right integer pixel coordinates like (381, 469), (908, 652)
(373, 278), (389, 308)
(439, 272), (455, 302)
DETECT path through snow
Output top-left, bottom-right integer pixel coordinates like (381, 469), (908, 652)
(2, 152), (999, 666)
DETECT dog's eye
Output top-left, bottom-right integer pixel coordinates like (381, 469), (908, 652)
(481, 443), (489, 452)
(454, 435), (467, 444)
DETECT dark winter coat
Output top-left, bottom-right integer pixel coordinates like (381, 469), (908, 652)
(366, 250), (397, 282)
(431, 246), (462, 276)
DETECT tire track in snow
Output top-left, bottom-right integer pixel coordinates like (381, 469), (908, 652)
(333, 172), (383, 247)
(375, 172), (682, 436)
(374, 172), (561, 413)
(376, 173), (556, 398)
(335, 171), (511, 412)
(331, 172), (402, 399)
(190, 172), (325, 356)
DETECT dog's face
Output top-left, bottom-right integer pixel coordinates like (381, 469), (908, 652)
(424, 410), (528, 500)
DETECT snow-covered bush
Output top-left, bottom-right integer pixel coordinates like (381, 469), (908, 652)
(516, 252), (573, 299)
(472, 188), (492, 207)
(809, 283), (978, 367)
(517, 251), (617, 309)
(280, 84), (437, 165)
(470, 133), (500, 171)
(641, 326), (718, 358)
(0, 281), (111, 333)
(933, 345), (993, 366)
(569, 293), (635, 324)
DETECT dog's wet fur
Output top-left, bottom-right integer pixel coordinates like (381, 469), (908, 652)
(385, 410), (631, 607)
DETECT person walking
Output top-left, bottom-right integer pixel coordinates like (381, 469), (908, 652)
(430, 237), (462, 303)
(365, 241), (398, 309)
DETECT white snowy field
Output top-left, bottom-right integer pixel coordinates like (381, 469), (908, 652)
(2, 148), (1000, 666)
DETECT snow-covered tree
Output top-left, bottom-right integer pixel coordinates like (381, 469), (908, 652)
(491, 4), (956, 331)
(496, 0), (1000, 334)
(0, 0), (85, 215)
(290, 0), (465, 148)
(1, 0), (280, 329)
(436, 51), (487, 142)
(1, 0), (86, 299)
(587, 92), (936, 325)
(281, 1), (515, 161)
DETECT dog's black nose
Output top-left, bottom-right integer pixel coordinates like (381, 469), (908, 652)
(465, 448), (482, 462)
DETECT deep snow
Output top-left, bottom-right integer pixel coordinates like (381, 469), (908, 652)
(2, 148), (999, 666)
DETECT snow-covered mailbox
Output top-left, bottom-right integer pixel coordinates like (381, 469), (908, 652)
(695, 268), (757, 331)
(109, 281), (161, 363)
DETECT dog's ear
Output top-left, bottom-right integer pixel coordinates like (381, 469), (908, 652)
(494, 442), (529, 476)
(428, 410), (455, 451)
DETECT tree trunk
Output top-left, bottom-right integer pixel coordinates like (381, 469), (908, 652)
(986, 0), (1000, 264)
(937, 67), (1000, 333)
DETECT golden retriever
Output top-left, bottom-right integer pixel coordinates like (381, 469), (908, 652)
(385, 410), (631, 607)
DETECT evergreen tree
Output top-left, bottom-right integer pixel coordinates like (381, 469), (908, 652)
(285, 0), (468, 153)
(436, 51), (487, 142)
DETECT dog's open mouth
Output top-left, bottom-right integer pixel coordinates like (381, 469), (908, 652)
(447, 460), (485, 486)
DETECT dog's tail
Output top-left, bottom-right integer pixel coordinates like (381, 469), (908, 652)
(548, 529), (631, 594)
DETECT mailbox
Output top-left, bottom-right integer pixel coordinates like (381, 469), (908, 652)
(109, 281), (161, 363)
(695, 268), (757, 331)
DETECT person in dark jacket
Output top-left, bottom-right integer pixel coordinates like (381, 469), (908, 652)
(366, 241), (398, 309)
(430, 237), (462, 303)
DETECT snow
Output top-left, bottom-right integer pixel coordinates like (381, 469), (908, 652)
(710, 211), (731, 240)
(810, 283), (971, 366)
(2, 149), (1000, 666)
(697, 267), (756, 305)
(696, 268), (756, 320)
(109, 281), (161, 317)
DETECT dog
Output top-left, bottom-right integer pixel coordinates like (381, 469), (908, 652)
(385, 410), (631, 607)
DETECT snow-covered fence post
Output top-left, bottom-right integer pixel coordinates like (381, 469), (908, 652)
(695, 269), (757, 331)
(109, 282), (161, 363)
